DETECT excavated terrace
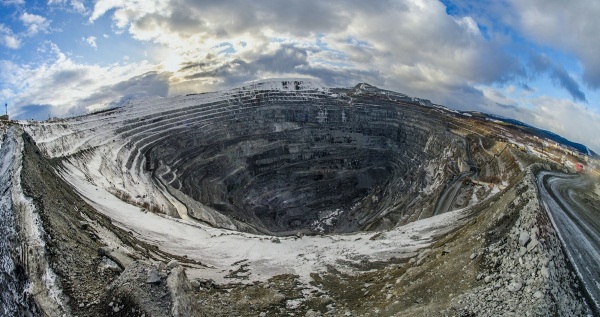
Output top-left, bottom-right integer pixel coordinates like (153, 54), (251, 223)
(141, 85), (466, 234)
(25, 81), (469, 236)
(5, 80), (593, 316)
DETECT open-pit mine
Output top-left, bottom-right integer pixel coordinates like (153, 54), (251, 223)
(1, 80), (598, 316)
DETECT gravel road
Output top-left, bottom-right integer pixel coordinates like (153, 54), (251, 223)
(537, 171), (600, 314)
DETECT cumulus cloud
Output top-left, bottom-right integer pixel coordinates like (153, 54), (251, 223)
(509, 0), (600, 88)
(47, 0), (87, 13)
(87, 0), (524, 100)
(10, 0), (515, 122)
(70, 0), (86, 13)
(84, 36), (97, 48)
(89, 0), (125, 23)
(0, 24), (21, 49)
(0, 43), (160, 118)
(3, 36), (20, 49)
(20, 12), (51, 35)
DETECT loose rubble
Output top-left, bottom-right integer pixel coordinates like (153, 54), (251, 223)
(0, 83), (595, 316)
(447, 168), (588, 316)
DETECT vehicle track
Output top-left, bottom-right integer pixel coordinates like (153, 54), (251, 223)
(537, 171), (600, 314)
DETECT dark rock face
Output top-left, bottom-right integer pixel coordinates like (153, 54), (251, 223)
(100, 261), (200, 317)
(9, 82), (593, 316)
(130, 83), (466, 234)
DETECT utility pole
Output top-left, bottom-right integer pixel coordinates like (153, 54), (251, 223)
(4, 103), (6, 116)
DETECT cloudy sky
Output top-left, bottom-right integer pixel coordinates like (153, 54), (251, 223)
(1, 0), (599, 152)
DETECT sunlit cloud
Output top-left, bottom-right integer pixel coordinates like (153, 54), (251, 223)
(0, 24), (21, 49)
(84, 36), (97, 49)
(48, 0), (87, 13)
(19, 12), (51, 36)
(1, 43), (160, 119)
(0, 0), (598, 152)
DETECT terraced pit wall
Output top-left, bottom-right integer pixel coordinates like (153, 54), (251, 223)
(25, 82), (469, 235)
(145, 93), (468, 234)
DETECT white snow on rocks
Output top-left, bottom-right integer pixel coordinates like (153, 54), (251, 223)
(60, 161), (467, 283)
(0, 127), (67, 315)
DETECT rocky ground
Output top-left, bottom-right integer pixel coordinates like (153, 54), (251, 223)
(17, 131), (201, 316)
(12, 127), (591, 316)
(1, 81), (596, 316)
(446, 166), (588, 316)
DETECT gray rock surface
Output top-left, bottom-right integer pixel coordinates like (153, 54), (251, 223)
(518, 231), (530, 246)
(167, 265), (199, 317)
(102, 261), (202, 317)
(448, 168), (589, 316)
(106, 82), (467, 235)
(146, 269), (161, 284)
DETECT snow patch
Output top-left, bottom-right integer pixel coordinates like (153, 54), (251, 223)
(61, 164), (467, 284)
(237, 78), (324, 92)
(273, 122), (300, 132)
(310, 208), (345, 233)
(0, 127), (67, 315)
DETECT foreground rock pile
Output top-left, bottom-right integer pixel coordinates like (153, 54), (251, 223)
(449, 167), (587, 316)
(99, 260), (199, 317)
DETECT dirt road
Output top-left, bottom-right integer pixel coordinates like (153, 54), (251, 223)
(537, 171), (600, 314)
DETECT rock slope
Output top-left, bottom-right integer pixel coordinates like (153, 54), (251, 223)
(0, 81), (594, 316)
(24, 80), (469, 235)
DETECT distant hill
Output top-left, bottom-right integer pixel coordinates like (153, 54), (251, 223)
(478, 113), (598, 158)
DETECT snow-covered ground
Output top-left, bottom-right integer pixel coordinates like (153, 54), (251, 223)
(0, 127), (66, 315)
(19, 80), (471, 285)
(61, 160), (466, 284)
(21, 80), (331, 227)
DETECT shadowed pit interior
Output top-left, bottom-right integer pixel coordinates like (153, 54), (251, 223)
(137, 83), (466, 235)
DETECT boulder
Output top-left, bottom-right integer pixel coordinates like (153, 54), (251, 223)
(518, 232), (530, 246)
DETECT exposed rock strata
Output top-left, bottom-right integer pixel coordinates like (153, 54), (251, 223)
(25, 81), (470, 235)
(0, 81), (593, 316)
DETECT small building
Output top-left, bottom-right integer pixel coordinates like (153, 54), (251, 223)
(576, 163), (585, 173)
(0, 114), (8, 121)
